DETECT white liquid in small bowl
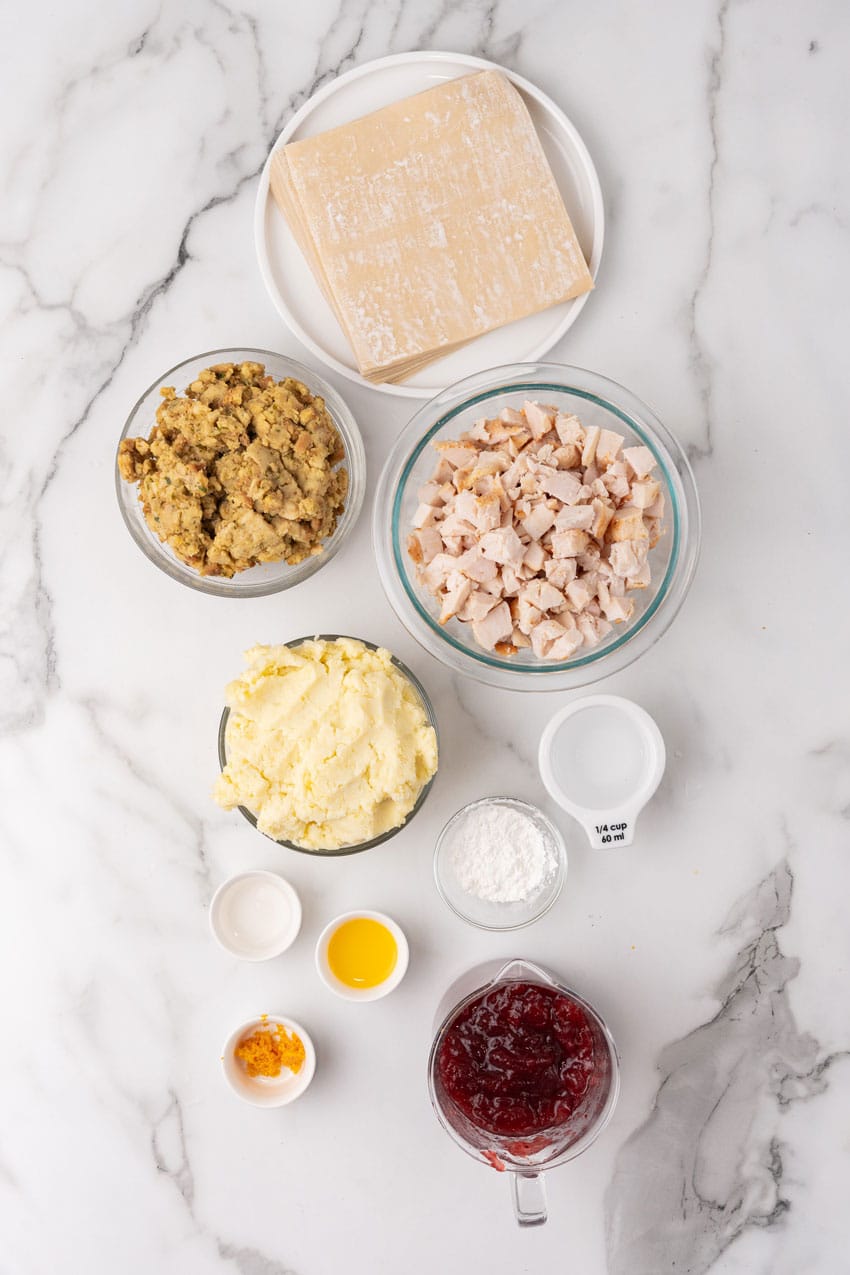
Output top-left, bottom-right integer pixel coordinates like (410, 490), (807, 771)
(210, 871), (302, 960)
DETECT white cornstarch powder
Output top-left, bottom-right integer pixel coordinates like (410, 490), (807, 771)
(448, 803), (557, 903)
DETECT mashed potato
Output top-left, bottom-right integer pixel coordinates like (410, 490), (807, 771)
(214, 638), (438, 850)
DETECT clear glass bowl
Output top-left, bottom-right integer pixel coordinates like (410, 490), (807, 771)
(116, 348), (366, 597)
(217, 635), (439, 857)
(373, 362), (701, 691)
(434, 798), (567, 930)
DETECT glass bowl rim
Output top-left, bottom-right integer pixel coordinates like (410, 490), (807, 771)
(115, 346), (366, 598)
(433, 796), (568, 931)
(217, 634), (439, 857)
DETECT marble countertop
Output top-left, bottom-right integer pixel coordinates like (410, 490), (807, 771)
(3, 1), (849, 1272)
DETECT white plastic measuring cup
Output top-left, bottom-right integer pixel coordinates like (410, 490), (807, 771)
(538, 695), (665, 848)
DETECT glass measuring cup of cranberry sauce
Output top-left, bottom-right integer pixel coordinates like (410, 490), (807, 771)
(428, 959), (620, 1226)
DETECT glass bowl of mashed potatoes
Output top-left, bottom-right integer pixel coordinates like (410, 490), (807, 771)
(214, 636), (440, 856)
(116, 349), (366, 597)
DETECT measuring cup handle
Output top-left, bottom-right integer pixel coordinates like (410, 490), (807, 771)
(511, 1171), (547, 1226)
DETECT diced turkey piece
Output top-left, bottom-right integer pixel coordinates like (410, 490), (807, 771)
(458, 589), (500, 623)
(600, 593), (635, 624)
(433, 442), (479, 468)
(433, 458), (453, 484)
(439, 573), (472, 624)
(565, 574), (597, 610)
(521, 504), (556, 540)
(553, 444), (581, 469)
(627, 561), (651, 590)
(471, 600), (513, 650)
(505, 432), (530, 458)
(511, 628), (532, 649)
(576, 612), (613, 646)
(407, 527), (443, 565)
(458, 451), (511, 483)
(590, 497), (614, 539)
(479, 525), (526, 565)
(452, 489), (478, 522)
(468, 417), (492, 442)
(412, 502), (440, 529)
(422, 552), (462, 592)
(601, 467), (631, 500)
(595, 429), (625, 468)
(418, 481), (446, 506)
(499, 407), (526, 427)
(497, 564), (520, 597)
(608, 540), (649, 577)
(439, 512), (476, 539)
(520, 580), (566, 613)
(531, 619), (578, 659)
(581, 425), (601, 467)
(516, 596), (543, 635)
(645, 490), (665, 520)
(552, 529), (590, 558)
(455, 546), (499, 583)
(523, 400), (555, 440)
(554, 504), (594, 532)
(502, 455), (528, 491)
(577, 543), (601, 572)
(547, 626), (585, 660)
(522, 540), (546, 573)
(554, 413), (585, 447)
(453, 489), (502, 533)
(544, 557), (577, 588)
(606, 505), (649, 543)
(622, 446), (656, 479)
(630, 479), (661, 509)
(534, 465), (584, 505)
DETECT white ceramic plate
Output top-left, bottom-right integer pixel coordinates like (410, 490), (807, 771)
(254, 51), (604, 399)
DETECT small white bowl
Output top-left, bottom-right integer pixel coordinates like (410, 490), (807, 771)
(222, 1015), (316, 1107)
(209, 871), (302, 960)
(315, 910), (409, 1002)
(538, 694), (666, 848)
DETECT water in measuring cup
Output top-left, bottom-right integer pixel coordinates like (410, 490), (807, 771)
(550, 705), (649, 808)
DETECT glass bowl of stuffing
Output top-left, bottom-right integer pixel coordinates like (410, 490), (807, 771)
(116, 348), (366, 597)
(215, 635), (440, 857)
(373, 363), (700, 691)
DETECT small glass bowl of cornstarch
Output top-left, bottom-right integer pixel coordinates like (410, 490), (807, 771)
(434, 797), (567, 930)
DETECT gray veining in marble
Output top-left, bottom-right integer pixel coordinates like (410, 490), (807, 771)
(605, 860), (848, 1274)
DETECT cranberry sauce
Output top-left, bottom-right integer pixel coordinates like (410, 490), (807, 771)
(436, 980), (607, 1140)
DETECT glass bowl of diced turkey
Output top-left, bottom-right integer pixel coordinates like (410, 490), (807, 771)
(373, 363), (700, 691)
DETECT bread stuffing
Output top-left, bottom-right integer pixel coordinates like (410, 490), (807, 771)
(407, 402), (666, 659)
(118, 361), (348, 577)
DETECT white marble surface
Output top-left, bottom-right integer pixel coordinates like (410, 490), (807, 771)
(2, 2), (849, 1271)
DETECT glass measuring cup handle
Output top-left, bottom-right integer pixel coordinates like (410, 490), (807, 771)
(511, 1172), (547, 1226)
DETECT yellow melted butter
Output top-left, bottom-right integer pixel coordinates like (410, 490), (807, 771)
(327, 917), (398, 989)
